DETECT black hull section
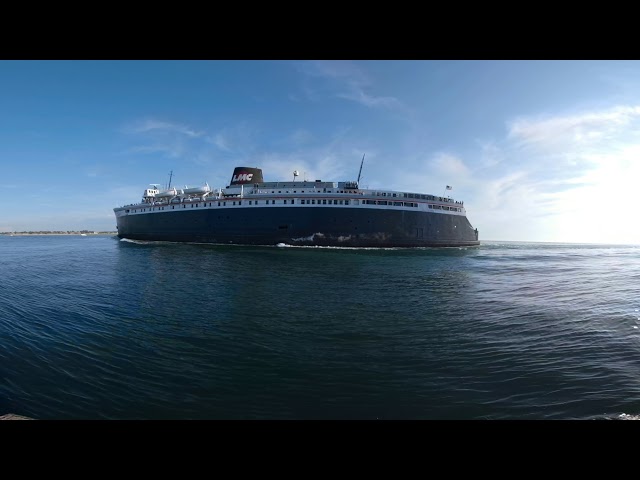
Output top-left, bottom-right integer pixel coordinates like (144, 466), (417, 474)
(116, 207), (479, 247)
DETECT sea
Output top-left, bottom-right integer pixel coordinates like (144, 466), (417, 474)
(1, 234), (639, 420)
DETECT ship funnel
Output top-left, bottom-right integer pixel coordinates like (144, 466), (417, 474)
(230, 167), (264, 186)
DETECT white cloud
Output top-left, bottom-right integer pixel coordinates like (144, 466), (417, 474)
(382, 152), (472, 194)
(366, 103), (640, 243)
(508, 105), (640, 152)
(298, 60), (369, 84)
(204, 124), (258, 156)
(479, 141), (506, 169)
(122, 117), (210, 160)
(429, 152), (471, 178)
(295, 60), (403, 111)
(127, 119), (203, 138)
(336, 91), (402, 109)
(207, 133), (231, 152)
(464, 104), (640, 242)
(260, 153), (347, 184)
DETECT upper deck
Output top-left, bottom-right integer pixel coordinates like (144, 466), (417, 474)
(114, 178), (467, 218)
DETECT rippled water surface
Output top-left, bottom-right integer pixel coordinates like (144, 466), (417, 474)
(1, 235), (639, 419)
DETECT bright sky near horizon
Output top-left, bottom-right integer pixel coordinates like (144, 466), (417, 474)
(1, 60), (639, 243)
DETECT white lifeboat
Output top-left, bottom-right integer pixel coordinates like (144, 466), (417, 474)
(155, 187), (180, 198)
(183, 183), (211, 195)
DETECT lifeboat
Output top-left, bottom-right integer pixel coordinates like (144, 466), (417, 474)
(155, 187), (181, 198)
(182, 183), (211, 195)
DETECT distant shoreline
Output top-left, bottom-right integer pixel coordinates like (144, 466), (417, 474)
(1, 232), (117, 236)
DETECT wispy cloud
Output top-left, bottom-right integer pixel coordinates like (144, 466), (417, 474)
(204, 123), (259, 156)
(463, 104), (640, 242)
(300, 60), (369, 83)
(122, 117), (208, 161)
(478, 141), (507, 169)
(241, 127), (370, 185)
(124, 117), (259, 162)
(368, 103), (640, 242)
(382, 151), (472, 194)
(503, 104), (640, 184)
(508, 105), (640, 151)
(336, 91), (401, 109)
(295, 61), (403, 110)
(429, 152), (471, 178)
(125, 119), (203, 138)
(209, 133), (231, 152)
(260, 153), (347, 184)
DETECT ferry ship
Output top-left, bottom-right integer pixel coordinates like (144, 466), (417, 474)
(114, 165), (480, 247)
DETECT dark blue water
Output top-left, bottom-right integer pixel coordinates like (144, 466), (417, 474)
(1, 235), (639, 419)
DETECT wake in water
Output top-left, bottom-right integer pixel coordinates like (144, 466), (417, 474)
(618, 413), (640, 420)
(589, 413), (640, 420)
(120, 238), (153, 245)
(120, 237), (475, 252)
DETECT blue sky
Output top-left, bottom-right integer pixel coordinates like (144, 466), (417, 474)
(1, 60), (640, 243)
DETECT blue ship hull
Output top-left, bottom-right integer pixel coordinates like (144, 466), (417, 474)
(115, 206), (480, 247)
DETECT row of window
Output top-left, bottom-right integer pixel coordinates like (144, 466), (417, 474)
(428, 205), (462, 212)
(299, 199), (351, 205)
(258, 189), (350, 194)
(125, 199), (460, 214)
(255, 188), (454, 201)
(363, 200), (419, 207)
(248, 188), (461, 205)
(370, 191), (444, 201)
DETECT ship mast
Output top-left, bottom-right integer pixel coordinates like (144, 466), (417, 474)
(167, 170), (173, 190)
(357, 154), (365, 186)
